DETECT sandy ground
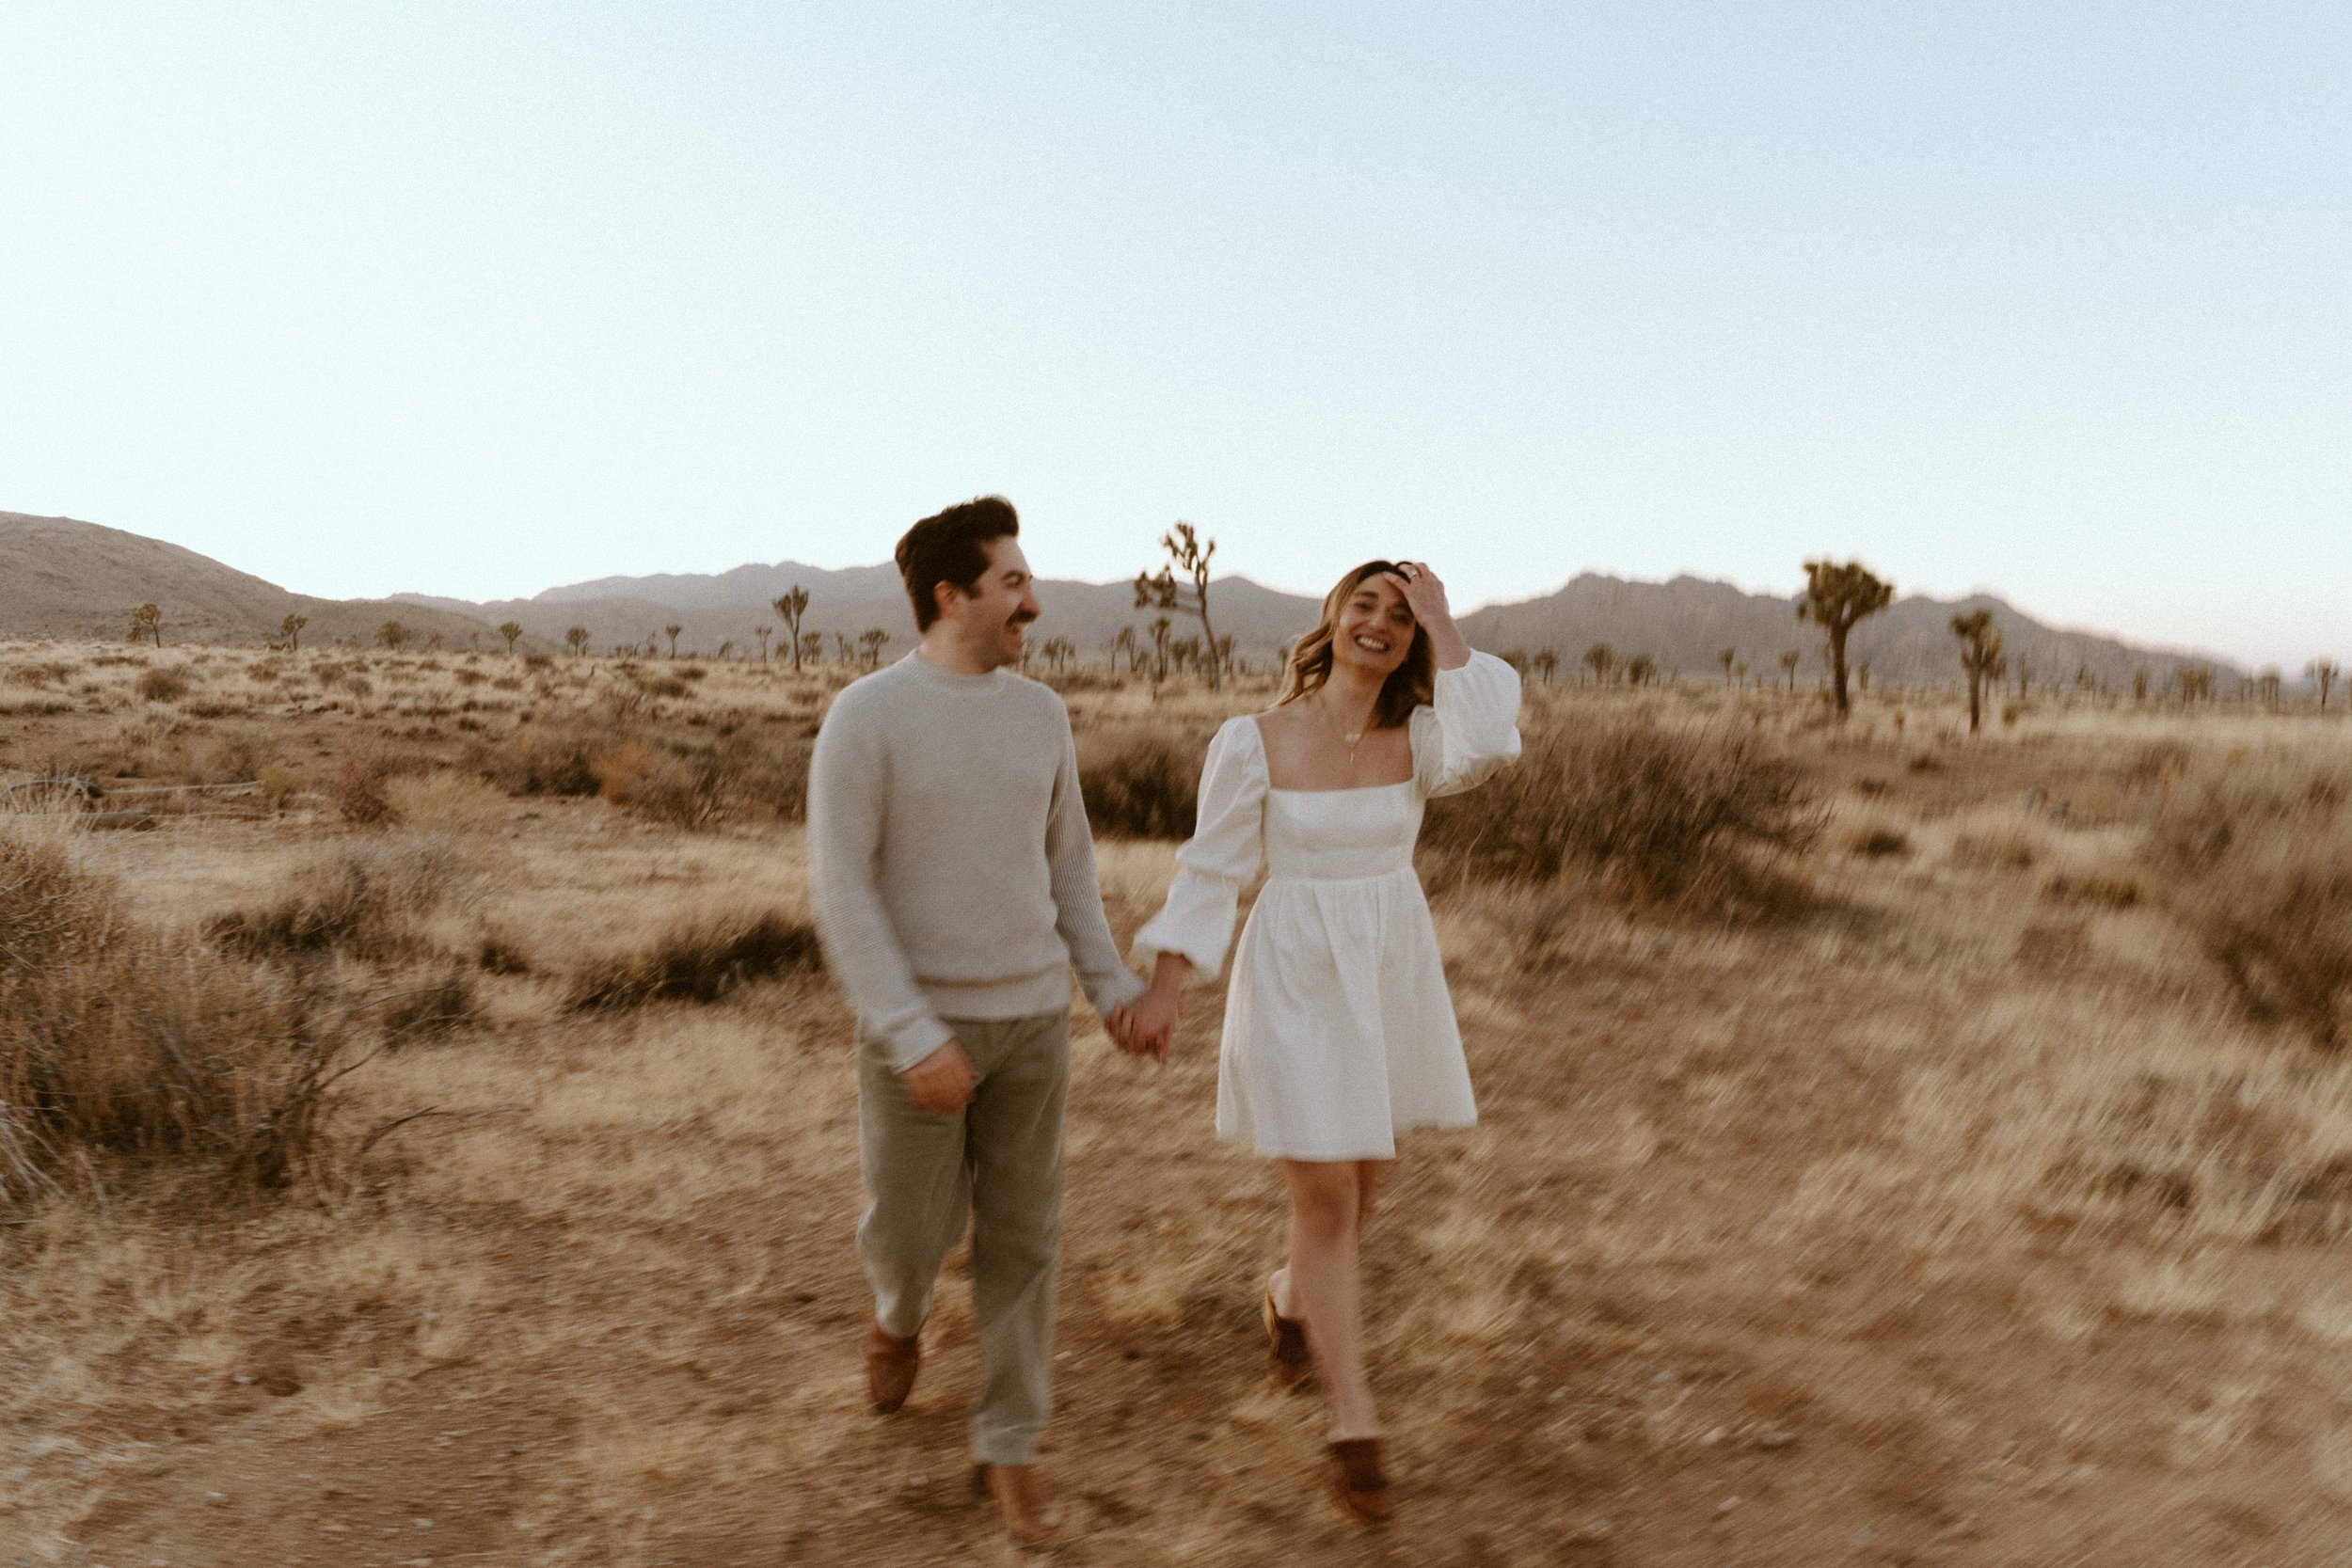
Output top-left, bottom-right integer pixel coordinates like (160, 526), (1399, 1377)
(7, 645), (2352, 1565)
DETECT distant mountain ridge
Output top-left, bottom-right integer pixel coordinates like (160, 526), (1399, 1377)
(0, 513), (497, 650)
(0, 509), (2238, 689)
(404, 556), (2240, 689)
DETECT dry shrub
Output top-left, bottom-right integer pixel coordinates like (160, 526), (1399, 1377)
(1, 833), (336, 1195)
(1080, 729), (1203, 840)
(466, 716), (808, 827)
(331, 738), (421, 824)
(9, 660), (74, 688)
(2146, 757), (2352, 1050)
(595, 736), (715, 828)
(135, 666), (190, 703)
(464, 718), (609, 798)
(96, 714), (193, 780)
(565, 911), (821, 1012)
(1847, 825), (1911, 858)
(205, 836), (463, 963)
(258, 763), (307, 811)
(375, 966), (483, 1042)
(384, 770), (511, 835)
(199, 728), (278, 783)
(1422, 712), (1820, 906)
(1950, 828), (2042, 870)
(476, 929), (532, 974)
(2042, 870), (2141, 910)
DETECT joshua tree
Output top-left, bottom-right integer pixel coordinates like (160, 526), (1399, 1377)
(1778, 649), (1801, 691)
(1796, 559), (1894, 718)
(495, 621), (522, 654)
(1108, 626), (1137, 676)
(279, 612), (308, 651)
(857, 627), (890, 669)
(1856, 662), (1871, 695)
(1532, 647), (1560, 685)
(2310, 659), (2342, 712)
(1039, 635), (1076, 674)
(564, 626), (590, 657)
(2258, 668), (2283, 708)
(1951, 610), (2005, 735)
(772, 587), (811, 675)
(800, 631), (822, 668)
(1136, 522), (1223, 689)
(664, 624), (683, 658)
(716, 640), (734, 661)
(376, 620), (410, 651)
(753, 625), (772, 660)
(1625, 654), (1657, 687)
(1581, 643), (1615, 685)
(1148, 615), (1173, 684)
(1719, 647), (1736, 687)
(130, 602), (163, 646)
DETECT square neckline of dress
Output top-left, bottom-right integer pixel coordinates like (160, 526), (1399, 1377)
(1246, 711), (1420, 795)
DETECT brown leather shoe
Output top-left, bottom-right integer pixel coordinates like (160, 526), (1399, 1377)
(864, 1322), (920, 1415)
(974, 1462), (1064, 1547)
(1263, 1280), (1312, 1393)
(1327, 1438), (1394, 1527)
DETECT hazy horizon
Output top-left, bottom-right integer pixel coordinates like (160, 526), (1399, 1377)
(4, 5), (2345, 667)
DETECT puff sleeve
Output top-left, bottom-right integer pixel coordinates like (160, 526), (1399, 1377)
(1412, 650), (1524, 799)
(1132, 717), (1267, 982)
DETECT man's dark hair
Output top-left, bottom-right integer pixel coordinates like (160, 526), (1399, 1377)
(896, 496), (1020, 633)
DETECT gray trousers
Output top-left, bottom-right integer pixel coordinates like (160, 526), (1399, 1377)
(857, 1011), (1071, 1466)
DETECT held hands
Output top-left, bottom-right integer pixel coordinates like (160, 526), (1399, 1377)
(1108, 953), (1188, 1064)
(897, 1039), (976, 1113)
(1110, 986), (1179, 1064)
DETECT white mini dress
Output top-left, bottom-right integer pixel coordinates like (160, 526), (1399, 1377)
(1134, 652), (1523, 1160)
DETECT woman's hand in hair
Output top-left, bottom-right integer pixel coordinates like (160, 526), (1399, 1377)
(1383, 562), (1472, 670)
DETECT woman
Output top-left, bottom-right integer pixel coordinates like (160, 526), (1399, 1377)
(1116, 559), (1521, 1526)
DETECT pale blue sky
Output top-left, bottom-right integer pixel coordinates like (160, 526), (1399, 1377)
(2, 3), (2344, 665)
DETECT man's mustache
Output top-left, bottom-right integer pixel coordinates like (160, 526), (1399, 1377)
(1007, 610), (1039, 628)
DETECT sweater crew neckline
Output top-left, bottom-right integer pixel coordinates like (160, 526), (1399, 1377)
(902, 650), (1016, 689)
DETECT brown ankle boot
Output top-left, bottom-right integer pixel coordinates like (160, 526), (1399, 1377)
(864, 1322), (920, 1415)
(975, 1462), (1065, 1547)
(1327, 1438), (1394, 1527)
(1263, 1280), (1312, 1393)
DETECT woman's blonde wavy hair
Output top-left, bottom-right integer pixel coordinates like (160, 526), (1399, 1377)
(1276, 560), (1436, 731)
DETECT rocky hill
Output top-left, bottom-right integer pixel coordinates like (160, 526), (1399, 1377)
(0, 512), (501, 649)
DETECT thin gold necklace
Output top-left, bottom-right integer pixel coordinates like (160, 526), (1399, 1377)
(1317, 691), (1370, 765)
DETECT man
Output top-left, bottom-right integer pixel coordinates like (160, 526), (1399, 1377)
(807, 496), (1145, 1546)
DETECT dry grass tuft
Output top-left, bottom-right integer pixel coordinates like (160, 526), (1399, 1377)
(1, 832), (339, 1196)
(135, 666), (190, 703)
(204, 836), (465, 963)
(384, 769), (512, 835)
(1079, 729), (1204, 839)
(2147, 754), (2352, 1050)
(1847, 824), (1912, 858)
(374, 966), (484, 1042)
(2042, 869), (2142, 909)
(564, 911), (821, 1012)
(1423, 709), (1820, 906)
(1950, 828), (2042, 870)
(331, 737), (420, 824)
(464, 717), (607, 799)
